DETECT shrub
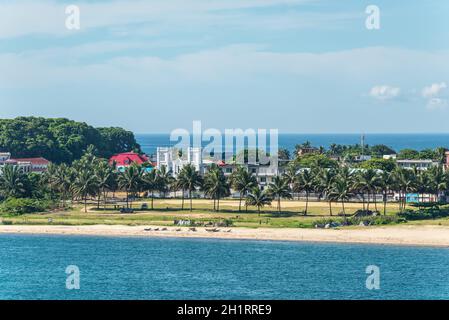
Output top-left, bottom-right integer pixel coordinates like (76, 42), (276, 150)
(0, 198), (55, 216)
(399, 208), (449, 220)
(312, 215), (406, 227)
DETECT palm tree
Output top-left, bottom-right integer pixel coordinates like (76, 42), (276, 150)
(246, 187), (272, 216)
(316, 167), (336, 216)
(142, 169), (159, 210)
(156, 165), (174, 199)
(377, 170), (393, 215)
(414, 169), (429, 206)
(428, 166), (447, 203)
(294, 169), (315, 215)
(203, 164), (230, 211)
(392, 167), (416, 212)
(72, 168), (98, 213)
(329, 176), (353, 220)
(94, 160), (114, 209)
(118, 163), (144, 208)
(283, 163), (299, 199)
(355, 169), (379, 211)
(267, 176), (292, 214)
(231, 166), (257, 212)
(0, 164), (27, 198)
(53, 164), (73, 208)
(177, 164), (203, 211)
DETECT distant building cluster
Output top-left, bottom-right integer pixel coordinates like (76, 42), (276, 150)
(0, 152), (50, 174)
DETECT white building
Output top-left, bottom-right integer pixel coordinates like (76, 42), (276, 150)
(156, 147), (202, 176)
(0, 153), (50, 174)
(396, 159), (439, 170)
(383, 154), (397, 160)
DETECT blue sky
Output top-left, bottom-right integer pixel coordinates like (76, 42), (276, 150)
(0, 0), (448, 133)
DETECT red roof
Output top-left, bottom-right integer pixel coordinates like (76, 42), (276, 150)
(12, 157), (50, 165)
(109, 152), (149, 166)
(216, 160), (226, 167)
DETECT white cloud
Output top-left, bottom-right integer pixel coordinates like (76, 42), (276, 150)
(369, 85), (401, 100)
(0, 0), (313, 39)
(422, 82), (448, 110)
(422, 82), (447, 98)
(427, 98), (448, 110)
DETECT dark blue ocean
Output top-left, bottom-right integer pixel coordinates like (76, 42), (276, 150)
(1, 234), (449, 300)
(136, 133), (449, 155)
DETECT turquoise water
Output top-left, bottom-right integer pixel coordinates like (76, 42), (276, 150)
(136, 133), (449, 155)
(1, 234), (449, 300)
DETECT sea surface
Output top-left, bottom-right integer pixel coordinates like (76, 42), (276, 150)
(1, 234), (449, 300)
(136, 133), (449, 156)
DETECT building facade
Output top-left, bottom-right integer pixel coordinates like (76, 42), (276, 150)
(396, 159), (439, 170)
(0, 153), (50, 174)
(156, 147), (202, 176)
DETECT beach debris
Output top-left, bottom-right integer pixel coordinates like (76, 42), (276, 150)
(161, 228), (168, 231)
(175, 228), (182, 232)
(206, 228), (220, 233)
(154, 228), (159, 231)
(144, 228), (152, 231)
(189, 227), (197, 232)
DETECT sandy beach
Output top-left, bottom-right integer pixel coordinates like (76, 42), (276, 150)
(1, 224), (449, 247)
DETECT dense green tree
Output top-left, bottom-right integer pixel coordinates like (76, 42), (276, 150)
(142, 169), (159, 210)
(246, 187), (272, 216)
(267, 176), (292, 214)
(316, 167), (336, 216)
(118, 163), (144, 208)
(0, 117), (141, 163)
(293, 169), (315, 215)
(203, 164), (230, 211)
(0, 165), (27, 199)
(177, 164), (203, 212)
(230, 166), (257, 212)
(358, 158), (396, 172)
(72, 169), (99, 213)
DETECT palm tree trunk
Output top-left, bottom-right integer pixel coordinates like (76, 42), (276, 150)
(97, 193), (101, 209)
(342, 200), (347, 223)
(126, 190), (129, 208)
(181, 189), (185, 210)
(239, 193), (242, 212)
(189, 190), (193, 212)
(278, 197), (281, 214)
(374, 192), (378, 211)
(258, 206), (261, 217)
(217, 197), (220, 212)
(328, 200), (333, 216)
(151, 191), (154, 210)
(383, 191), (387, 216)
(366, 192), (370, 211)
(305, 192), (309, 215)
(84, 197), (87, 213)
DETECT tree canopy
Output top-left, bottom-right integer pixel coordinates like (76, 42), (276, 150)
(0, 117), (141, 163)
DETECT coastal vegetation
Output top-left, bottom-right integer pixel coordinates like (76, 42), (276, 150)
(1, 143), (449, 229)
(0, 117), (141, 163)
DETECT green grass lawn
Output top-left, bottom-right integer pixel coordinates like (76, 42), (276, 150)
(0, 198), (425, 229)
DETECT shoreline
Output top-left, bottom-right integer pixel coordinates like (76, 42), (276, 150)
(1, 224), (449, 248)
